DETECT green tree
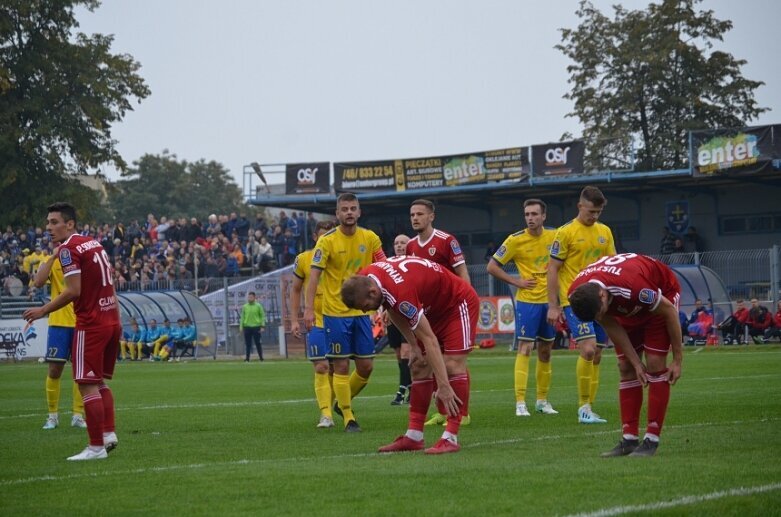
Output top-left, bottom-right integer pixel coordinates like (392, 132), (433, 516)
(557, 0), (768, 171)
(0, 0), (150, 227)
(109, 151), (246, 222)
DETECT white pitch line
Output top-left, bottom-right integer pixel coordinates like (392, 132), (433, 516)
(2, 417), (778, 487)
(563, 482), (781, 517)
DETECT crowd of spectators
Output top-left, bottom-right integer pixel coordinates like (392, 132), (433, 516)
(0, 210), (321, 297)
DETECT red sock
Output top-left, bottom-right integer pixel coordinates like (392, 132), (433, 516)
(82, 392), (105, 446)
(619, 378), (643, 437)
(445, 373), (469, 435)
(409, 377), (434, 432)
(99, 383), (115, 433)
(646, 369), (671, 439)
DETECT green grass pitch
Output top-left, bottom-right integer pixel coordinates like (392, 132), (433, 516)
(1, 345), (780, 516)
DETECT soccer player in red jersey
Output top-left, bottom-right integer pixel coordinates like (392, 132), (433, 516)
(24, 202), (122, 461)
(406, 199), (470, 284)
(567, 253), (683, 457)
(341, 256), (479, 454)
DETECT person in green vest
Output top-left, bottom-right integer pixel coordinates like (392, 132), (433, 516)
(240, 291), (266, 361)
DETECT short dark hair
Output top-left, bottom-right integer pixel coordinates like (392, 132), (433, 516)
(340, 276), (373, 309)
(411, 199), (435, 212)
(523, 198), (546, 213)
(337, 192), (358, 205)
(315, 220), (335, 232)
(248, 291), (256, 296)
(580, 186), (606, 207)
(568, 283), (603, 322)
(47, 202), (77, 223)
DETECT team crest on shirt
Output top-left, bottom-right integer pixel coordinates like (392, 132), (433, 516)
(550, 240), (560, 256)
(59, 248), (72, 266)
(638, 288), (656, 304)
(598, 236), (607, 244)
(428, 246), (437, 256)
(358, 244), (366, 253)
(495, 245), (507, 259)
(450, 240), (462, 255)
(313, 249), (323, 263)
(398, 301), (417, 319)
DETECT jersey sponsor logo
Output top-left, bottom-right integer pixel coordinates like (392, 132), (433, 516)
(428, 246), (436, 256)
(313, 249), (323, 263)
(59, 248), (72, 266)
(398, 301), (417, 319)
(450, 240), (462, 255)
(598, 236), (607, 244)
(550, 240), (560, 256)
(495, 245), (507, 259)
(638, 288), (656, 305)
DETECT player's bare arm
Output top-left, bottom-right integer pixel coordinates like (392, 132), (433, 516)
(486, 259), (536, 290)
(651, 296), (684, 385)
(303, 267), (322, 330)
(546, 258), (564, 325)
(453, 263), (471, 285)
(597, 313), (648, 385)
(23, 272), (80, 323)
(387, 310), (423, 367)
(289, 275), (304, 338)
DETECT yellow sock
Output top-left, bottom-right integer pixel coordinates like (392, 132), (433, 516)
(536, 359), (552, 402)
(314, 372), (333, 418)
(576, 356), (593, 406)
(333, 373), (354, 422)
(348, 371), (369, 399)
(72, 380), (84, 415)
(514, 353), (530, 403)
(45, 376), (61, 413)
(159, 348), (170, 360)
(120, 341), (129, 359)
(328, 373), (335, 406)
(589, 363), (601, 404)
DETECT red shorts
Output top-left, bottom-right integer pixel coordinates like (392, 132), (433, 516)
(72, 324), (122, 384)
(615, 314), (671, 359)
(421, 292), (478, 356)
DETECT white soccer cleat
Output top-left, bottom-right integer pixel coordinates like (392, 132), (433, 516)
(103, 432), (118, 452)
(316, 415), (335, 428)
(578, 404), (607, 424)
(67, 446), (108, 461)
(42, 416), (59, 430)
(71, 414), (87, 428)
(536, 400), (559, 415)
(515, 402), (531, 417)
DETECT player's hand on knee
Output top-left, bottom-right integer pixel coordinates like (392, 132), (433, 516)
(436, 385), (462, 417)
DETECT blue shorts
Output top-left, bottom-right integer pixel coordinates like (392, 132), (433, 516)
(307, 326), (328, 361)
(564, 306), (607, 346)
(323, 315), (374, 359)
(515, 301), (555, 342)
(46, 326), (75, 362)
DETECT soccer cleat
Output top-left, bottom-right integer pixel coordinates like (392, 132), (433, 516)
(67, 446), (108, 461)
(536, 400), (559, 415)
(425, 438), (461, 455)
(378, 435), (425, 453)
(71, 414), (87, 428)
(515, 402), (531, 417)
(578, 405), (607, 424)
(628, 438), (659, 457)
(344, 419), (361, 433)
(390, 392), (405, 406)
(461, 414), (471, 426)
(42, 416), (59, 430)
(317, 415), (335, 428)
(424, 413), (447, 426)
(601, 438), (639, 457)
(103, 432), (118, 453)
(333, 402), (343, 419)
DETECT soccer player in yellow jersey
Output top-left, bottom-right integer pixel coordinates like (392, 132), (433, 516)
(304, 193), (386, 432)
(290, 220), (336, 429)
(32, 246), (86, 430)
(487, 199), (558, 417)
(546, 186), (616, 424)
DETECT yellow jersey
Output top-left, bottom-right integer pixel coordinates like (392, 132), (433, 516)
(311, 226), (384, 317)
(293, 249), (324, 328)
(48, 257), (77, 328)
(492, 228), (556, 303)
(550, 218), (615, 307)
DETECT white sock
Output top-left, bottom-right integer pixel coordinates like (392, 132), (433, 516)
(88, 445), (105, 452)
(405, 430), (424, 441)
(644, 433), (660, 443)
(49, 412), (58, 419)
(623, 433), (639, 441)
(442, 431), (457, 444)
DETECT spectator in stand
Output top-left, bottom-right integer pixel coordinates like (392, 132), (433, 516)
(206, 214), (222, 238)
(184, 217), (203, 243)
(225, 252), (240, 277)
(156, 216), (170, 242)
(245, 235), (260, 268)
(223, 212), (237, 239)
(282, 227), (298, 266)
(257, 236), (274, 272)
(686, 299), (713, 344)
(253, 213), (268, 237)
(659, 227), (677, 256)
(235, 212), (250, 243)
(129, 236), (145, 261)
(684, 226), (705, 253)
(746, 299), (772, 344)
(719, 299), (749, 345)
(763, 301), (781, 342)
(295, 211), (306, 249)
(270, 225), (285, 267)
(229, 243), (245, 268)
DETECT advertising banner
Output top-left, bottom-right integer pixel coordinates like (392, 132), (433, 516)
(285, 162), (331, 195)
(476, 296), (514, 334)
(333, 160), (399, 192)
(691, 124), (781, 176)
(530, 140), (585, 177)
(0, 319), (48, 359)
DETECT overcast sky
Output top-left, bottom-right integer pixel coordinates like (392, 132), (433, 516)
(76, 0), (781, 189)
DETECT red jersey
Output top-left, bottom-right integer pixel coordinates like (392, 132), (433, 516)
(406, 229), (465, 273)
(360, 256), (476, 330)
(568, 253), (680, 321)
(59, 233), (120, 328)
